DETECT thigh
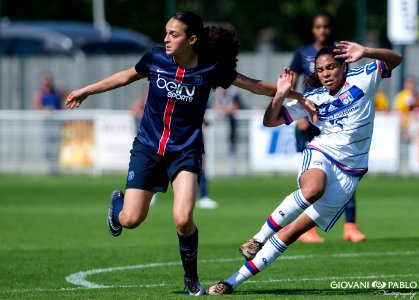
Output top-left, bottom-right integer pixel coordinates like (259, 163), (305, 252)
(122, 188), (155, 221)
(298, 149), (329, 202)
(125, 138), (169, 193)
(305, 166), (359, 232)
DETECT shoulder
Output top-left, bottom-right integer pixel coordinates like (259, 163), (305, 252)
(296, 44), (317, 56)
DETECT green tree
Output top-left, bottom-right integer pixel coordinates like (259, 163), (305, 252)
(0, 0), (390, 52)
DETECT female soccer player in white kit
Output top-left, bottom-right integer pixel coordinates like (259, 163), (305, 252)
(208, 41), (402, 295)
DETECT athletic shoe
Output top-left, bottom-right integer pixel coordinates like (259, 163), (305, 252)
(208, 281), (233, 295)
(196, 197), (218, 209)
(184, 277), (207, 296)
(107, 190), (123, 237)
(239, 238), (264, 260)
(298, 228), (325, 243)
(343, 222), (366, 242)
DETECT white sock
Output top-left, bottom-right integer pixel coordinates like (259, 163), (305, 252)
(226, 235), (288, 288)
(253, 190), (310, 243)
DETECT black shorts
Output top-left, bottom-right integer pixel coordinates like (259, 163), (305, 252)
(125, 138), (203, 193)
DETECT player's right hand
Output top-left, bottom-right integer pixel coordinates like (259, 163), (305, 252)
(65, 90), (88, 109)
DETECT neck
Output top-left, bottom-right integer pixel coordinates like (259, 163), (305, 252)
(173, 50), (198, 69)
(314, 41), (332, 50)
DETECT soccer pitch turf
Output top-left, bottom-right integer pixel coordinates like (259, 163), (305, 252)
(0, 174), (418, 300)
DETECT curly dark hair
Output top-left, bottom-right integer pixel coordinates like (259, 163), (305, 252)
(172, 11), (240, 87)
(305, 45), (348, 89)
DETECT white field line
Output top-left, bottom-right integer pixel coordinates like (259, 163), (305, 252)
(65, 250), (418, 289)
(3, 250), (418, 294)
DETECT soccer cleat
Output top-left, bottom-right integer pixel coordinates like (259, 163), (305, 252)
(107, 189), (123, 237)
(184, 277), (207, 296)
(239, 238), (264, 260)
(343, 222), (366, 242)
(298, 228), (325, 243)
(208, 281), (233, 295)
(196, 197), (218, 209)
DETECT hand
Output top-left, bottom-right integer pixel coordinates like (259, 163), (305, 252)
(275, 67), (293, 98)
(299, 97), (318, 124)
(334, 41), (365, 63)
(65, 89), (88, 109)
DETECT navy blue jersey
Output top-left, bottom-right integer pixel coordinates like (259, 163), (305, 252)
(289, 44), (319, 93)
(135, 47), (237, 156)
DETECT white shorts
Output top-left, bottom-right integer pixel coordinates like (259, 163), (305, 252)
(298, 149), (360, 232)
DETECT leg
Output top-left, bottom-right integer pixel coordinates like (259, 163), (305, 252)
(209, 213), (316, 295)
(119, 188), (154, 228)
(172, 170), (206, 296)
(107, 188), (154, 236)
(241, 168), (326, 259)
(343, 192), (366, 242)
(197, 155), (218, 209)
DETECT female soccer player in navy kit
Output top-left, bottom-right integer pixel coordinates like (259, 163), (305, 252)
(66, 11), (314, 296)
(208, 41), (402, 295)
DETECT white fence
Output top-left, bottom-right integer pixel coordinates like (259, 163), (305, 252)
(0, 109), (418, 177)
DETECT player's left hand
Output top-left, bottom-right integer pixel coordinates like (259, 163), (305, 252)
(334, 41), (365, 63)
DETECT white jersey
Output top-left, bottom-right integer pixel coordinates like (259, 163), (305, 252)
(280, 60), (391, 177)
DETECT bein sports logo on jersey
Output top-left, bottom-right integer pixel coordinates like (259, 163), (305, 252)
(156, 74), (195, 102)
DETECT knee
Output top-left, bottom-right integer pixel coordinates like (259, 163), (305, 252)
(279, 223), (307, 245)
(120, 211), (147, 229)
(174, 215), (194, 235)
(300, 184), (325, 202)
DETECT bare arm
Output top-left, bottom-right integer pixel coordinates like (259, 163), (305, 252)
(232, 71), (317, 122)
(66, 66), (144, 109)
(232, 72), (276, 96)
(33, 90), (42, 110)
(334, 41), (403, 71)
(263, 68), (293, 127)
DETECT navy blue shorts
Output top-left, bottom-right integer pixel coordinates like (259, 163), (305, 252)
(125, 138), (203, 193)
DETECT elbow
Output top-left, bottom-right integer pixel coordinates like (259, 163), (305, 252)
(392, 53), (404, 69)
(263, 116), (278, 127)
(397, 53), (404, 65)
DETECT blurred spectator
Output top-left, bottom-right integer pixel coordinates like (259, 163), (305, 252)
(211, 86), (242, 161)
(33, 71), (67, 174)
(374, 90), (390, 112)
(394, 76), (419, 113)
(198, 122), (219, 209)
(33, 71), (67, 110)
(131, 85), (149, 128)
(256, 27), (279, 53)
(394, 76), (419, 142)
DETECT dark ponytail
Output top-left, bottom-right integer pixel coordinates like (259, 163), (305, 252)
(172, 11), (240, 87)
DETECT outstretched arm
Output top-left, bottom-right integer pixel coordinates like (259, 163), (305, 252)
(232, 73), (276, 96)
(232, 72), (317, 122)
(66, 66), (144, 109)
(334, 41), (403, 71)
(263, 68), (293, 127)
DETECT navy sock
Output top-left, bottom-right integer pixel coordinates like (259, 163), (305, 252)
(345, 194), (356, 223)
(177, 228), (199, 281)
(112, 194), (124, 226)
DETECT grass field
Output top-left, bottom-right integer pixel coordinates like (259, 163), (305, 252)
(0, 174), (418, 300)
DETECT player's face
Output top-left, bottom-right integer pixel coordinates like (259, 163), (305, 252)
(164, 18), (195, 56)
(312, 16), (333, 45)
(315, 54), (346, 95)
